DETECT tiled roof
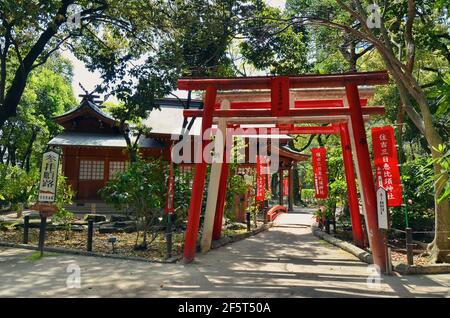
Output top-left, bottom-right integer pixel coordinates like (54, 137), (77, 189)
(48, 132), (163, 148)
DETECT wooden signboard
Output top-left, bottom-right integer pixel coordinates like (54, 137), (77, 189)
(37, 150), (60, 217)
(38, 151), (60, 203)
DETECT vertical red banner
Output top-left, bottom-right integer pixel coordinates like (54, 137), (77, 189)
(311, 147), (328, 199)
(271, 76), (290, 116)
(256, 156), (266, 201)
(283, 177), (289, 196)
(372, 126), (403, 206)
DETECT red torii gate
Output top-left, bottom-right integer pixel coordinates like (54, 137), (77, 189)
(215, 122), (366, 248)
(177, 71), (389, 272)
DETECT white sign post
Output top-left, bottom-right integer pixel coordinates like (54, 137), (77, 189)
(376, 187), (389, 229)
(35, 150), (60, 256)
(376, 186), (392, 274)
(38, 151), (60, 203)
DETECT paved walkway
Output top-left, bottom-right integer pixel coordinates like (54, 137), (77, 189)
(0, 208), (449, 297)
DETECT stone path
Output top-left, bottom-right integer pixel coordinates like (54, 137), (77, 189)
(0, 208), (449, 297)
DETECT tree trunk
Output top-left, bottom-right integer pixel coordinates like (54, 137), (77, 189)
(409, 89), (450, 263)
(8, 145), (16, 166)
(272, 173), (279, 201)
(123, 132), (138, 163)
(21, 128), (38, 172)
(396, 104), (406, 165)
(0, 0), (76, 130)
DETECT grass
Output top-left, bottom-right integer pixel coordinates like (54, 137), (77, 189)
(26, 251), (60, 261)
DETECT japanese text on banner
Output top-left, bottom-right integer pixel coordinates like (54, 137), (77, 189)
(371, 126), (403, 206)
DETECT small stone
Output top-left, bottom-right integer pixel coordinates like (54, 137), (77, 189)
(99, 225), (123, 234)
(84, 214), (107, 223)
(23, 210), (41, 219)
(110, 214), (131, 222)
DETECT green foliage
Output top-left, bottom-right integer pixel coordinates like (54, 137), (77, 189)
(224, 138), (254, 220)
(239, 0), (310, 74)
(52, 175), (75, 239)
(100, 158), (166, 248)
(55, 175), (75, 211)
(301, 188), (316, 201)
(391, 157), (435, 230)
(0, 163), (39, 206)
(430, 145), (450, 203)
(245, 197), (260, 227)
(172, 166), (194, 227)
(0, 54), (76, 171)
(52, 208), (75, 240)
(26, 252), (60, 262)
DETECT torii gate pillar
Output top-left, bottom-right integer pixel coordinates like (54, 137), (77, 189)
(183, 87), (217, 263)
(346, 84), (387, 271)
(339, 122), (365, 248)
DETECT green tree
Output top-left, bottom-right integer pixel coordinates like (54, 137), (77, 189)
(244, 0), (449, 263)
(0, 0), (168, 129)
(239, 0), (310, 74)
(52, 175), (75, 240)
(0, 54), (76, 171)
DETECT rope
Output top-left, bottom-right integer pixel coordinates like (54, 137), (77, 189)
(389, 228), (450, 234)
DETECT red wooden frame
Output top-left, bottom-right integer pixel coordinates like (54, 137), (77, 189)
(178, 71), (388, 90)
(214, 99), (368, 109)
(183, 106), (385, 119)
(178, 71), (389, 272)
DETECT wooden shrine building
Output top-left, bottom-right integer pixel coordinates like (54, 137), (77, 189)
(49, 95), (307, 204)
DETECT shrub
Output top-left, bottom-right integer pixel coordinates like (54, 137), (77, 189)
(301, 189), (316, 202)
(52, 176), (75, 240)
(391, 157), (435, 231)
(100, 158), (166, 249)
(0, 164), (39, 208)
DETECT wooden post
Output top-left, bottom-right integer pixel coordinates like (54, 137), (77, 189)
(278, 168), (284, 206)
(200, 100), (229, 252)
(339, 123), (365, 248)
(346, 84), (387, 272)
(87, 219), (94, 252)
(406, 227), (414, 265)
(23, 215), (30, 244)
(212, 153), (230, 240)
(288, 165), (294, 212)
(38, 215), (47, 257)
(166, 213), (174, 258)
(182, 87), (217, 263)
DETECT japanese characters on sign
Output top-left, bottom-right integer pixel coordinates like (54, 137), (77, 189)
(270, 76), (290, 116)
(311, 147), (328, 199)
(256, 155), (266, 201)
(376, 187), (389, 229)
(372, 126), (403, 206)
(38, 151), (60, 203)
